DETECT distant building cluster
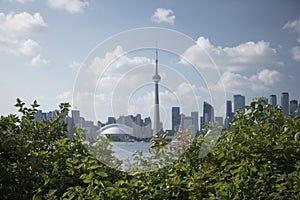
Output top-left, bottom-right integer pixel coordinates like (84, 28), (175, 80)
(223, 92), (300, 130)
(171, 101), (221, 136)
(35, 92), (300, 139)
(35, 109), (100, 139)
(34, 110), (152, 139)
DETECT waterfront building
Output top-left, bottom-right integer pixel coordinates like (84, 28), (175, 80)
(224, 100), (233, 130)
(215, 117), (223, 126)
(191, 111), (199, 134)
(203, 101), (214, 124)
(281, 92), (289, 116)
(269, 94), (277, 106)
(233, 94), (245, 112)
(172, 107), (181, 131)
(290, 100), (298, 115)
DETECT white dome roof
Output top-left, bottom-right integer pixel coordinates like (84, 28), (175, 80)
(97, 123), (133, 135)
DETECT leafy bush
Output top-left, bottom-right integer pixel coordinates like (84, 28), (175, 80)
(0, 99), (299, 199)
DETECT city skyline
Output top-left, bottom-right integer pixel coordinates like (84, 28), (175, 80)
(34, 91), (300, 132)
(1, 1), (300, 130)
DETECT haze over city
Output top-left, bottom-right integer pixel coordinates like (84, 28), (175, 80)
(1, 1), (300, 130)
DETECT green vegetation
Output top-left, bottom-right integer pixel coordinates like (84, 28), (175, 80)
(0, 99), (299, 199)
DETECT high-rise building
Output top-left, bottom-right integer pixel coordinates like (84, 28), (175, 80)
(153, 48), (162, 135)
(71, 110), (80, 126)
(234, 94), (245, 112)
(136, 114), (142, 126)
(215, 117), (223, 126)
(226, 100), (233, 118)
(290, 100), (298, 115)
(144, 117), (152, 126)
(200, 116), (204, 130)
(269, 94), (277, 106)
(224, 100), (233, 130)
(35, 110), (44, 121)
(281, 92), (289, 116)
(191, 111), (199, 134)
(107, 117), (116, 124)
(180, 116), (193, 132)
(203, 101), (214, 124)
(172, 107), (180, 131)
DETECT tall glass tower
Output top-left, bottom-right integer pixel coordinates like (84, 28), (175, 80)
(269, 94), (277, 106)
(281, 92), (289, 116)
(153, 48), (162, 135)
(172, 107), (180, 131)
(233, 94), (245, 112)
(290, 100), (298, 115)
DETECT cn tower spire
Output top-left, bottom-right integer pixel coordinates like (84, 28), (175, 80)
(155, 47), (158, 74)
(153, 47), (161, 135)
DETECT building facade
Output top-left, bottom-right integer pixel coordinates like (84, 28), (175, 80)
(233, 94), (245, 112)
(281, 92), (289, 116)
(290, 100), (298, 115)
(269, 94), (277, 106)
(172, 107), (181, 131)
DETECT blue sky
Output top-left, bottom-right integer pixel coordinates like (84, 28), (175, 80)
(1, 0), (300, 128)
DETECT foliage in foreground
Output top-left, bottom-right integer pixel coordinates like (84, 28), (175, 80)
(0, 99), (299, 199)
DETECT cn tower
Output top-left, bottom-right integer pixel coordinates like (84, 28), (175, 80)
(153, 48), (162, 135)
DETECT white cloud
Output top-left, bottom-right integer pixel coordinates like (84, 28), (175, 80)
(180, 36), (277, 70)
(254, 69), (281, 86)
(291, 46), (300, 61)
(56, 91), (72, 99)
(283, 17), (300, 33)
(48, 0), (89, 14)
(0, 12), (47, 35)
(283, 17), (300, 62)
(31, 54), (50, 66)
(87, 45), (152, 84)
(12, 0), (34, 4)
(151, 8), (175, 25)
(0, 12), (47, 56)
(69, 61), (81, 68)
(18, 39), (40, 56)
(215, 69), (281, 94)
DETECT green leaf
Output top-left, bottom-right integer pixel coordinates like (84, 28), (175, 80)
(48, 189), (57, 196)
(95, 171), (108, 178)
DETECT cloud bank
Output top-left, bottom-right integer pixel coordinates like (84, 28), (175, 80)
(151, 8), (175, 25)
(47, 0), (89, 14)
(180, 37), (277, 70)
(283, 17), (300, 62)
(0, 12), (47, 56)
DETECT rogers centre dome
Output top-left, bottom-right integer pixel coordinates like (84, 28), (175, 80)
(97, 123), (133, 141)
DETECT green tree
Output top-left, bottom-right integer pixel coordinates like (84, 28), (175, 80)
(1, 99), (299, 199)
(0, 99), (121, 199)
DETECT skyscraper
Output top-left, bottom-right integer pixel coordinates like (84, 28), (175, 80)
(71, 110), (80, 127)
(203, 101), (214, 124)
(180, 116), (193, 131)
(290, 100), (298, 115)
(225, 100), (233, 130)
(269, 94), (277, 106)
(191, 111), (199, 134)
(215, 117), (223, 126)
(233, 94), (245, 112)
(281, 92), (289, 116)
(226, 100), (233, 118)
(153, 48), (162, 135)
(172, 107), (180, 131)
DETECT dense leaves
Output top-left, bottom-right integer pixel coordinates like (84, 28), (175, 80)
(0, 99), (299, 199)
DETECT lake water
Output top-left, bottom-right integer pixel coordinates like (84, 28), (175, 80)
(111, 141), (151, 161)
